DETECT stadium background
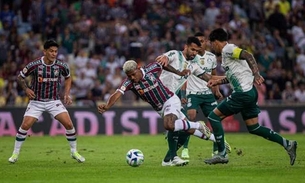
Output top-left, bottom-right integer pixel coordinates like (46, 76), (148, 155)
(0, 0), (304, 135)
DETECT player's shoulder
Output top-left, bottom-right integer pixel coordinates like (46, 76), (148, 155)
(55, 59), (69, 68)
(204, 50), (216, 57)
(222, 43), (239, 56)
(27, 57), (42, 67)
(144, 62), (161, 72)
(165, 50), (179, 57)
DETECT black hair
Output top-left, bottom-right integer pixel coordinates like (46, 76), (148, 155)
(43, 39), (59, 49)
(194, 32), (204, 37)
(209, 28), (228, 42)
(186, 36), (201, 47)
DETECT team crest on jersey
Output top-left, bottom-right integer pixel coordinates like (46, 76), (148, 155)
(148, 74), (155, 82)
(23, 68), (28, 74)
(183, 63), (187, 69)
(53, 69), (59, 76)
(200, 58), (205, 65)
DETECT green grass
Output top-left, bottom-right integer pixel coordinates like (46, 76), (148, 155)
(0, 134), (304, 183)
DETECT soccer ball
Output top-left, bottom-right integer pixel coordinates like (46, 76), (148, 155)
(126, 149), (144, 167)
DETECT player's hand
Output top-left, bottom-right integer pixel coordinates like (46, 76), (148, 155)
(207, 79), (219, 88)
(63, 95), (72, 105)
(214, 90), (223, 100)
(180, 69), (191, 78)
(25, 88), (36, 100)
(155, 55), (169, 66)
(98, 104), (109, 113)
(181, 98), (187, 105)
(254, 73), (264, 85)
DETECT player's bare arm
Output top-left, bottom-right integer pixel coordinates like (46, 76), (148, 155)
(17, 74), (36, 100)
(240, 50), (265, 85)
(207, 77), (229, 88)
(163, 64), (190, 77)
(211, 69), (223, 100)
(63, 77), (72, 105)
(98, 91), (122, 113)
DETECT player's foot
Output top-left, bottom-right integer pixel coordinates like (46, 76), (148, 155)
(198, 121), (211, 139)
(285, 140), (297, 166)
(161, 160), (172, 166)
(225, 140), (232, 153)
(211, 150), (218, 157)
(181, 148), (189, 159)
(171, 156), (189, 166)
(71, 151), (85, 163)
(8, 153), (19, 163)
(204, 153), (229, 165)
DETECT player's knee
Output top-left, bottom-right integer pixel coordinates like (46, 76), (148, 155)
(208, 111), (222, 123)
(187, 110), (196, 121)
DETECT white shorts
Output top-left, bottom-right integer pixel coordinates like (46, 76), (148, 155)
(24, 100), (68, 119)
(157, 94), (186, 119)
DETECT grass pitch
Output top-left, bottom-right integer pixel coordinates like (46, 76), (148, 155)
(0, 133), (304, 183)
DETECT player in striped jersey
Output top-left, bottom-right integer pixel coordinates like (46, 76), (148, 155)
(8, 40), (85, 163)
(98, 60), (212, 166)
(204, 28), (297, 165)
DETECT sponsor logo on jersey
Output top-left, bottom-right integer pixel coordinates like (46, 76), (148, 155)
(138, 89), (144, 95)
(38, 77), (59, 82)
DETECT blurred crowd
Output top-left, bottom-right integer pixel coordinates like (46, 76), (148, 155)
(0, 0), (305, 107)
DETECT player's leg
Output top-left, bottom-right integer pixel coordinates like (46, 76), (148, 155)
(50, 100), (85, 163)
(242, 88), (297, 165)
(245, 117), (297, 165)
(201, 94), (232, 155)
(180, 106), (191, 159)
(8, 101), (43, 163)
(204, 94), (239, 165)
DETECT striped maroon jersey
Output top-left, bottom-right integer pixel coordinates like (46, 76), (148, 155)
(118, 62), (174, 111)
(20, 56), (70, 101)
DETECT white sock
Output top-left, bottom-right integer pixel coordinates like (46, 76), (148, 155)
(13, 128), (28, 154)
(66, 128), (77, 153)
(209, 134), (216, 142)
(174, 119), (200, 131)
(193, 130), (209, 140)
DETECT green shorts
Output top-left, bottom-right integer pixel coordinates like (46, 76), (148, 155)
(217, 87), (260, 120)
(186, 93), (217, 117)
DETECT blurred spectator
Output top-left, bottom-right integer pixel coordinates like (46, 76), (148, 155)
(282, 81), (296, 104)
(0, 0), (304, 107)
(294, 82), (305, 102)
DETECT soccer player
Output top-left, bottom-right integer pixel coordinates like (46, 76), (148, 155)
(8, 40), (85, 163)
(97, 60), (211, 166)
(181, 32), (225, 159)
(204, 28), (297, 165)
(156, 36), (231, 165)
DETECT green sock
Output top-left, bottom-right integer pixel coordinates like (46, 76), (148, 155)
(163, 131), (178, 162)
(213, 142), (218, 152)
(247, 123), (289, 148)
(208, 111), (225, 154)
(178, 131), (190, 149)
(182, 134), (190, 148)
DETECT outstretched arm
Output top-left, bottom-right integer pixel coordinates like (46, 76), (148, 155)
(163, 64), (190, 77)
(97, 90), (123, 113)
